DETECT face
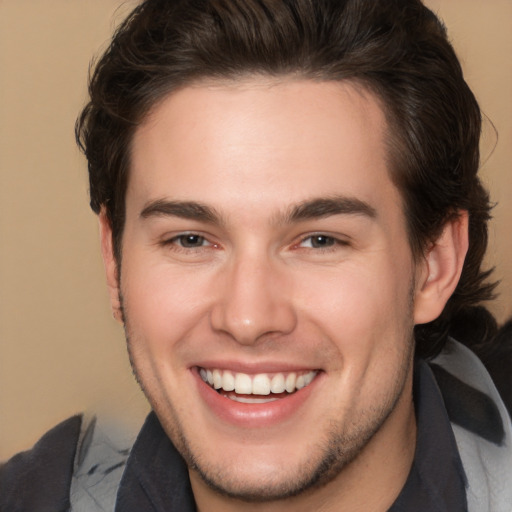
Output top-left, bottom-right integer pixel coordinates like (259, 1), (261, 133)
(107, 79), (426, 502)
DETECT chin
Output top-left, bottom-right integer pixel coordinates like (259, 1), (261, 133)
(177, 413), (387, 503)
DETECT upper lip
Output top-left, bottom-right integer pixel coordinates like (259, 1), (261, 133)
(192, 361), (321, 375)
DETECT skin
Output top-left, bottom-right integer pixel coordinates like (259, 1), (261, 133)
(100, 78), (468, 511)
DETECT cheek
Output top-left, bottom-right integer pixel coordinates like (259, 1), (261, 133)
(120, 255), (216, 348)
(294, 257), (415, 377)
(298, 261), (411, 329)
(119, 259), (218, 405)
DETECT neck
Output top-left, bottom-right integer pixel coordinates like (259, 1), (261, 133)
(190, 377), (417, 512)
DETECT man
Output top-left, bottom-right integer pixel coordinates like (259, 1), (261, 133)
(1, 0), (511, 510)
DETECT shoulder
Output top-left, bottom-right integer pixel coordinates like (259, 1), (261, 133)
(430, 338), (512, 512)
(0, 414), (138, 512)
(0, 415), (83, 512)
(70, 414), (134, 511)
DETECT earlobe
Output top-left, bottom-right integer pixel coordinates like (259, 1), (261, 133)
(413, 211), (469, 325)
(98, 209), (123, 324)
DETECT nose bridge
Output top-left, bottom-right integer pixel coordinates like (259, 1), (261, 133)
(210, 247), (296, 344)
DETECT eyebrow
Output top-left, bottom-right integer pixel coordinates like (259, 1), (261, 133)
(140, 199), (221, 224)
(139, 195), (377, 225)
(284, 196), (377, 223)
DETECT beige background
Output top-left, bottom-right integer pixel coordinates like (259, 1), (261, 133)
(1, 1), (511, 461)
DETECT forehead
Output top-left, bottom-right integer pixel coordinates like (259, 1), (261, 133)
(128, 78), (400, 220)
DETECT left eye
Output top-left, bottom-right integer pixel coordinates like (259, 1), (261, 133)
(300, 235), (337, 248)
(173, 234), (209, 248)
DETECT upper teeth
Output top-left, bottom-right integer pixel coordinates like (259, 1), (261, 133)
(199, 368), (317, 395)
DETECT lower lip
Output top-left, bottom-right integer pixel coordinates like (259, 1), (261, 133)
(193, 368), (321, 428)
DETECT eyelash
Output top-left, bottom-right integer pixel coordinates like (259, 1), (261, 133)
(162, 233), (216, 250)
(161, 232), (349, 254)
(298, 234), (346, 249)
(294, 234), (351, 256)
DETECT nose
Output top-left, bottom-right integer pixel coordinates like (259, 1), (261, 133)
(210, 253), (297, 345)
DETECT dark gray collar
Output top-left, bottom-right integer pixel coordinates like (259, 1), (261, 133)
(116, 412), (196, 511)
(389, 359), (467, 511)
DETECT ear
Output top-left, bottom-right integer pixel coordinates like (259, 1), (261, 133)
(413, 211), (469, 325)
(99, 208), (123, 324)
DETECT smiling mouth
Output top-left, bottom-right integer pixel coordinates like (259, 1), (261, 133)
(198, 368), (318, 403)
